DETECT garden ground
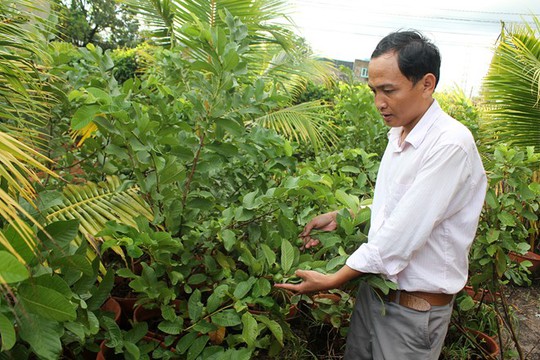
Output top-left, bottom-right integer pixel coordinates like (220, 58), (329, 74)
(508, 278), (540, 359)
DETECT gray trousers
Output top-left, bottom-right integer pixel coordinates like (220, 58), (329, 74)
(344, 283), (453, 360)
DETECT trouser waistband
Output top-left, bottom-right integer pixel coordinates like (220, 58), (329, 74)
(375, 288), (455, 312)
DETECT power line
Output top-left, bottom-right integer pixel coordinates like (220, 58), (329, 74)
(291, 0), (539, 24)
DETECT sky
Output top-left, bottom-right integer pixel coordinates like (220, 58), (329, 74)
(287, 0), (540, 96)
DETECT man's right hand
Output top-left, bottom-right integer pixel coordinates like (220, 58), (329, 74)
(299, 210), (339, 250)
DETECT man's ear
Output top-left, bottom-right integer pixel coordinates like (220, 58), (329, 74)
(422, 73), (437, 93)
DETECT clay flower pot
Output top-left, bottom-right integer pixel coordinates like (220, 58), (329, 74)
(466, 328), (500, 360)
(311, 292), (341, 305)
(101, 297), (122, 324)
(462, 286), (499, 303)
(509, 251), (540, 274)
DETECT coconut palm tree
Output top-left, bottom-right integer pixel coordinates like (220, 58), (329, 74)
(122, 0), (338, 150)
(481, 17), (540, 149)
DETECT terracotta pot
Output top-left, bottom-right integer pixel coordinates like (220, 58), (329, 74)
(311, 292), (341, 305)
(112, 296), (137, 328)
(101, 297), (122, 324)
(509, 251), (540, 273)
(466, 328), (500, 360)
(462, 286), (499, 303)
(285, 303), (299, 320)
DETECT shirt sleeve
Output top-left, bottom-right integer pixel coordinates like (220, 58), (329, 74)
(345, 144), (474, 278)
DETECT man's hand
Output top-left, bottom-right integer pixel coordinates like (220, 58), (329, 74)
(274, 266), (363, 294)
(299, 211), (338, 250)
(273, 269), (336, 294)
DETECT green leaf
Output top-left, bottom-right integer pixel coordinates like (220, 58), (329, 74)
(217, 118), (244, 136)
(187, 335), (209, 360)
(252, 278), (271, 297)
(38, 219), (80, 251)
(2, 226), (36, 264)
(211, 309), (242, 327)
(280, 239), (294, 274)
(158, 318), (183, 335)
(0, 313), (15, 351)
(72, 104), (100, 130)
(242, 190), (262, 210)
(101, 316), (122, 348)
(340, 166), (361, 174)
(254, 315), (283, 346)
(485, 189), (498, 208)
(261, 244), (276, 266)
(87, 269), (115, 310)
(86, 87), (112, 105)
(458, 295), (476, 312)
(233, 278), (256, 299)
(0, 250), (29, 284)
(486, 229), (500, 244)
(188, 273), (207, 285)
(188, 289), (203, 321)
(335, 190), (359, 212)
(221, 229), (236, 252)
(50, 254), (94, 276)
(18, 313), (63, 360)
(177, 332), (199, 354)
(124, 342), (140, 360)
(497, 211), (516, 226)
(33, 275), (72, 297)
(326, 256), (346, 271)
(241, 312), (258, 347)
(124, 322), (148, 343)
(495, 248), (507, 277)
(19, 284), (76, 321)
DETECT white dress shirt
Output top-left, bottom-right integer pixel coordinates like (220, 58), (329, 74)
(345, 100), (487, 294)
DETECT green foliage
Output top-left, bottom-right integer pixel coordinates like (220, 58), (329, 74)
(111, 43), (157, 83)
(435, 87), (481, 142)
(0, 219), (115, 359)
(332, 82), (388, 156)
(470, 145), (540, 288)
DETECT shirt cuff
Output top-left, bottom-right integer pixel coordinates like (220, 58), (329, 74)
(345, 243), (386, 275)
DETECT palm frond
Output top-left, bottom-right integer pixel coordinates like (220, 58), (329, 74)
(122, 0), (293, 50)
(0, 0), (56, 130)
(481, 17), (540, 149)
(0, 132), (55, 203)
(253, 100), (338, 153)
(44, 176), (154, 251)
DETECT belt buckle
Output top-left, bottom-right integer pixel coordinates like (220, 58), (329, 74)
(399, 292), (431, 312)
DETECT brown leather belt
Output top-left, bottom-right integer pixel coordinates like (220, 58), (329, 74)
(375, 289), (454, 312)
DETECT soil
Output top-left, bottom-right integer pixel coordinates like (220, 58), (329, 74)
(505, 279), (540, 359)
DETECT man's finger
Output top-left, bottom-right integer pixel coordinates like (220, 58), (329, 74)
(274, 282), (302, 292)
(304, 239), (320, 249)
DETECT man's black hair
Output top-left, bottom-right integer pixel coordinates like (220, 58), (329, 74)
(371, 30), (441, 87)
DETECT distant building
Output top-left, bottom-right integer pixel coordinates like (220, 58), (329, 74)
(319, 58), (370, 83)
(353, 59), (369, 83)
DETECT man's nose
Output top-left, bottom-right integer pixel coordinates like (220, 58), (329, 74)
(375, 95), (387, 110)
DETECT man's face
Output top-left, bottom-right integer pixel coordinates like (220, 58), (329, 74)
(368, 51), (431, 133)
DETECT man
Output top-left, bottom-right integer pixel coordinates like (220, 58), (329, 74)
(275, 30), (487, 359)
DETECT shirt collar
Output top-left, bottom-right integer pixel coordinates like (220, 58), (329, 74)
(387, 99), (441, 151)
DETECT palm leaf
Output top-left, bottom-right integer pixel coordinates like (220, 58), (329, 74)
(0, 0), (55, 131)
(122, 0), (293, 49)
(44, 176), (154, 252)
(253, 100), (338, 152)
(481, 17), (540, 149)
